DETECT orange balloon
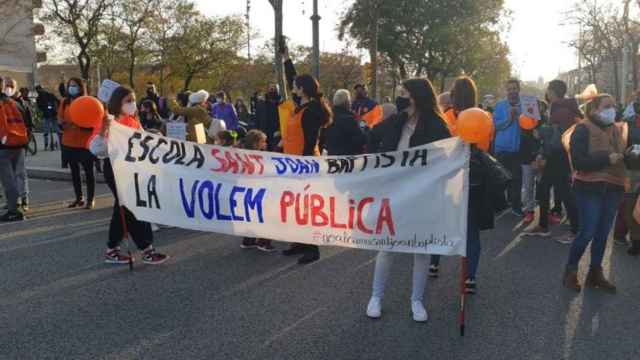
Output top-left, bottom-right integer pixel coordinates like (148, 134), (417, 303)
(69, 96), (104, 129)
(519, 114), (538, 130)
(457, 108), (493, 145)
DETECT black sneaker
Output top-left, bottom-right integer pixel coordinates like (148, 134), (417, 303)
(1, 211), (25, 222)
(282, 244), (306, 256)
(20, 198), (29, 212)
(142, 248), (169, 265)
(464, 279), (477, 294)
(240, 237), (258, 249)
(428, 265), (439, 278)
(297, 253), (320, 265)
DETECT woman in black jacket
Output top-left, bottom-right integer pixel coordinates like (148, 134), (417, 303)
(321, 89), (367, 155)
(280, 46), (333, 265)
(366, 78), (451, 322)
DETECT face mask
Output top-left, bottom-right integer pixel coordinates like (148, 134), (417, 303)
(596, 108), (616, 125)
(3, 87), (15, 97)
(68, 86), (79, 97)
(216, 98), (223, 103)
(122, 101), (137, 116)
(395, 96), (411, 113)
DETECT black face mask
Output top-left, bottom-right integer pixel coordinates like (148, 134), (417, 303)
(395, 96), (411, 113)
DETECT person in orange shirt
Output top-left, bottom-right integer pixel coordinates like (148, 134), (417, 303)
(280, 45), (333, 264)
(58, 78), (97, 209)
(101, 86), (169, 265)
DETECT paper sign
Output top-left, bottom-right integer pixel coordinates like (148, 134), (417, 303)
(194, 123), (207, 144)
(97, 79), (121, 103)
(166, 122), (187, 140)
(521, 95), (541, 120)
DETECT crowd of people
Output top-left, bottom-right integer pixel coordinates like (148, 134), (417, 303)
(2, 43), (640, 322)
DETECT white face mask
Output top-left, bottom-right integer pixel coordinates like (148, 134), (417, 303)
(122, 101), (137, 116)
(3, 87), (15, 97)
(597, 108), (616, 125)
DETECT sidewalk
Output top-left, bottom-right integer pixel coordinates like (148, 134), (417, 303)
(26, 133), (106, 183)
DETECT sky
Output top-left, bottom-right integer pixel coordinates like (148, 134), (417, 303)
(196, 0), (584, 83)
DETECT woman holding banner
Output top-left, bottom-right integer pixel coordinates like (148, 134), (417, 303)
(280, 46), (333, 265)
(102, 86), (169, 265)
(365, 78), (451, 322)
(429, 76), (489, 295)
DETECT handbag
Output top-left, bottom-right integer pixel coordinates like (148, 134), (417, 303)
(477, 150), (512, 189)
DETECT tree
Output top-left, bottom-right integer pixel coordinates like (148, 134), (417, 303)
(166, 13), (245, 90)
(91, 6), (126, 80)
(340, 0), (511, 95)
(42, 0), (112, 82)
(147, 0), (195, 95)
(118, 0), (157, 87)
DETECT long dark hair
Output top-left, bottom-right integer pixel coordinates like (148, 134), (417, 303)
(294, 74), (332, 127)
(108, 86), (134, 117)
(140, 99), (160, 118)
(63, 77), (87, 106)
(402, 78), (445, 125)
(451, 76), (478, 112)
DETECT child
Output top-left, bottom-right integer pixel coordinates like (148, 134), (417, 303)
(239, 130), (276, 252)
(216, 130), (236, 147)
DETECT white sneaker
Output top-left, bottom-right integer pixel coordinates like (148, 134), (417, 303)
(411, 301), (429, 322)
(366, 296), (382, 319)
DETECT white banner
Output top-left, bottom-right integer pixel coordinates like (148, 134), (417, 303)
(108, 121), (470, 256)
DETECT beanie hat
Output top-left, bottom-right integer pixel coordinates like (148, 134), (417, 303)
(189, 90), (209, 105)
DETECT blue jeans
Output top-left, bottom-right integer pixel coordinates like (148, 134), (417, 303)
(430, 215), (481, 280)
(566, 188), (623, 271)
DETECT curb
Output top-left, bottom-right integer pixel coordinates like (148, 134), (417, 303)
(27, 166), (107, 184)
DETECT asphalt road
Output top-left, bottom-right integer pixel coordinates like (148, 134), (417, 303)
(1, 179), (639, 360)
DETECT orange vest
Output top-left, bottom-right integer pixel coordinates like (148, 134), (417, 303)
(360, 104), (383, 127)
(0, 99), (28, 147)
(59, 101), (93, 149)
(283, 107), (320, 156)
(564, 119), (628, 188)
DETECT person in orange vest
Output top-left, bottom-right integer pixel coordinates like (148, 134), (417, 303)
(352, 84), (383, 128)
(100, 86), (169, 265)
(58, 78), (97, 209)
(280, 45), (333, 265)
(563, 94), (630, 292)
(0, 76), (29, 222)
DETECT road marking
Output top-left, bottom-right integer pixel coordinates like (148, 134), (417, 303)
(262, 307), (326, 348)
(0, 225), (108, 253)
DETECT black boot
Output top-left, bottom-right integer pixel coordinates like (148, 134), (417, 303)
(297, 246), (320, 265)
(282, 243), (306, 256)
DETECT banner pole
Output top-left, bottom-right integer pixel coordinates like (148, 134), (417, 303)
(459, 256), (468, 336)
(119, 206), (134, 271)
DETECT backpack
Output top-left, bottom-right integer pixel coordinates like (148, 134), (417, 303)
(0, 99), (28, 147)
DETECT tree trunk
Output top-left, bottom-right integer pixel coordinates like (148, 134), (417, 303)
(128, 54), (136, 89)
(369, 0), (379, 101)
(272, 0), (286, 99)
(184, 73), (194, 91)
(613, 58), (621, 101)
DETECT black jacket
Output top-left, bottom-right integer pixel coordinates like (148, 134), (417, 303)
(470, 148), (497, 231)
(321, 106), (366, 156)
(367, 111), (451, 153)
(36, 91), (59, 119)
